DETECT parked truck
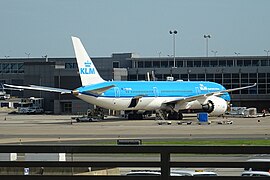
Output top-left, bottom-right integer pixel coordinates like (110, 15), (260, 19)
(17, 97), (44, 114)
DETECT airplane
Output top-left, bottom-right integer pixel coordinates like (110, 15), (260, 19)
(4, 36), (256, 120)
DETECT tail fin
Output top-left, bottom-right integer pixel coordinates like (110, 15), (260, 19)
(71, 36), (105, 86)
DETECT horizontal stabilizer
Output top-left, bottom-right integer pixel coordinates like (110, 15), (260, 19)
(4, 84), (72, 94)
(83, 85), (115, 96)
(1, 84), (23, 91)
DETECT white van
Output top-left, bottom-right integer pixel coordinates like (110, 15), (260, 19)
(241, 158), (270, 177)
(244, 159), (270, 171)
(171, 169), (218, 176)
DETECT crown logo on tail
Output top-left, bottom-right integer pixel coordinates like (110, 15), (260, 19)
(84, 61), (91, 67)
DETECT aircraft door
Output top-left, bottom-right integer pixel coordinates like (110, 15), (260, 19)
(114, 87), (120, 97)
(153, 87), (159, 97)
(195, 87), (201, 95)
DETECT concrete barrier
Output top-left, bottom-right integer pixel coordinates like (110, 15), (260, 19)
(0, 153), (17, 161)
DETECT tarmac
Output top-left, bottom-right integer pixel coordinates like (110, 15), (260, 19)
(0, 111), (269, 176)
(0, 112), (269, 144)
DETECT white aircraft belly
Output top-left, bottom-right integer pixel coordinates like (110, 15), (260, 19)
(77, 94), (123, 110)
(144, 97), (174, 110)
(77, 94), (168, 111)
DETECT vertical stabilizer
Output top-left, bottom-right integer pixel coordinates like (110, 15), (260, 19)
(71, 36), (105, 86)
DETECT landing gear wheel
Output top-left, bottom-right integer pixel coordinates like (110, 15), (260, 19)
(137, 114), (143, 119)
(167, 112), (178, 120)
(167, 112), (172, 120)
(128, 113), (143, 120)
(172, 112), (178, 120)
(178, 112), (183, 120)
(128, 114), (133, 120)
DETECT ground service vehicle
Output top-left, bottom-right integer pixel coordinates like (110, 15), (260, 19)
(244, 158), (270, 172)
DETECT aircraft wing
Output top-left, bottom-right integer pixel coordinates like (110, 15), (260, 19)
(216, 83), (256, 95)
(3, 84), (72, 94)
(165, 83), (257, 104)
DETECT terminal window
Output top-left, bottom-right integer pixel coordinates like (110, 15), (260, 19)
(61, 102), (72, 113)
(112, 61), (120, 68)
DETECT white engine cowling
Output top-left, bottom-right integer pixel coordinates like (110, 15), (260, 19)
(202, 96), (228, 116)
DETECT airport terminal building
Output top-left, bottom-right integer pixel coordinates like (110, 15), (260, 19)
(0, 54), (269, 114)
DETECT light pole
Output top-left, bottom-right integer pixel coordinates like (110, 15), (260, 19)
(264, 50), (270, 57)
(158, 51), (161, 58)
(42, 55), (48, 62)
(211, 50), (218, 57)
(203, 34), (211, 57)
(169, 30), (178, 68)
(234, 52), (240, 56)
(25, 52), (30, 59)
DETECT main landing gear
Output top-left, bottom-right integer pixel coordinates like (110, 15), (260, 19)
(156, 110), (183, 120)
(126, 110), (183, 120)
(127, 112), (143, 120)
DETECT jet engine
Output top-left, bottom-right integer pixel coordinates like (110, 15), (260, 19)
(202, 96), (228, 116)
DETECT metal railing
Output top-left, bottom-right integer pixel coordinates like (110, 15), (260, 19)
(0, 145), (270, 179)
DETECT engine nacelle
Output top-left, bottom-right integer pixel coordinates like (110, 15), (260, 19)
(202, 96), (228, 116)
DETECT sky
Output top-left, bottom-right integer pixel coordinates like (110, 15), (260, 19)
(0, 0), (270, 58)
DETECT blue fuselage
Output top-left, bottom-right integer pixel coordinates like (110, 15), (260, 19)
(77, 81), (230, 101)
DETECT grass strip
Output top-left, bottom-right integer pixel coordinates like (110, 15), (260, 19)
(143, 139), (270, 146)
